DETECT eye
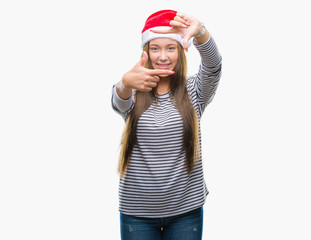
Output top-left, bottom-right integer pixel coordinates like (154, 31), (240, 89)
(168, 47), (176, 51)
(150, 47), (158, 51)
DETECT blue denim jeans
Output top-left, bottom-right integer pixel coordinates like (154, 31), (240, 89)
(120, 207), (203, 240)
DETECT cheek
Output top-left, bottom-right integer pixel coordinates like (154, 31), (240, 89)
(148, 53), (157, 68)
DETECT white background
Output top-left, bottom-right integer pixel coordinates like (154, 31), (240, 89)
(1, 0), (310, 239)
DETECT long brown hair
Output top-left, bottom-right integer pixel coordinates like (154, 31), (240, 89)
(118, 42), (200, 177)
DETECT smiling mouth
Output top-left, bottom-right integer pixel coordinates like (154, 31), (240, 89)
(156, 63), (171, 69)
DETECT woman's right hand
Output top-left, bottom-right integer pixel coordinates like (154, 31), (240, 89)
(121, 50), (175, 92)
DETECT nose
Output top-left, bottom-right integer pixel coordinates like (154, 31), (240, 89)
(159, 50), (168, 61)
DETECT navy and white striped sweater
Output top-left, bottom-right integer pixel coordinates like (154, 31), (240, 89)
(111, 36), (222, 218)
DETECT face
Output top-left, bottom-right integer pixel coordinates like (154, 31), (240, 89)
(148, 38), (179, 77)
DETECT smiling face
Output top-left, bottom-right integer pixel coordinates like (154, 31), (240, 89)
(148, 38), (179, 77)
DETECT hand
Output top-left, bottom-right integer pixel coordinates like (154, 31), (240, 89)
(150, 12), (202, 51)
(122, 50), (175, 92)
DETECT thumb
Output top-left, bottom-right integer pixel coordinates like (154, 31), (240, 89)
(182, 36), (190, 52)
(140, 49), (148, 67)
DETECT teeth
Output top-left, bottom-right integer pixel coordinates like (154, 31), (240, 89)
(156, 63), (171, 70)
(157, 64), (170, 67)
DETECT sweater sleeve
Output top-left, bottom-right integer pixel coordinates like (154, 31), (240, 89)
(187, 35), (222, 118)
(111, 84), (134, 120)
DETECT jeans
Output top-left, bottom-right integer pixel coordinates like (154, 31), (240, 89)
(120, 207), (203, 240)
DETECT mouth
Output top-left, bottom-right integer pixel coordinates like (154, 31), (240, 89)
(156, 63), (171, 70)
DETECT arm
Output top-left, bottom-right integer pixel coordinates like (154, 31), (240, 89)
(188, 33), (222, 117)
(111, 50), (175, 119)
(150, 12), (222, 116)
(111, 84), (134, 120)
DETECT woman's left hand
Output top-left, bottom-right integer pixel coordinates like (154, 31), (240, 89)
(151, 12), (202, 51)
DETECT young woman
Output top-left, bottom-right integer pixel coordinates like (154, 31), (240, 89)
(111, 10), (222, 240)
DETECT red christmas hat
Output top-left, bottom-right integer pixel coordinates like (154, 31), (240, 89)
(141, 10), (189, 49)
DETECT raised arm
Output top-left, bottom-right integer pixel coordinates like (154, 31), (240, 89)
(151, 12), (222, 116)
(188, 35), (222, 117)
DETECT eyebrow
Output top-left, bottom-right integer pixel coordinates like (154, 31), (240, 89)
(149, 43), (177, 47)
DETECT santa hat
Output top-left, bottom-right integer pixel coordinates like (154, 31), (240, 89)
(141, 10), (190, 49)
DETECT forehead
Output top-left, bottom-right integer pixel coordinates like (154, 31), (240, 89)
(149, 38), (178, 46)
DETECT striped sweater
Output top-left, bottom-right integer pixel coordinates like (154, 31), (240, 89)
(111, 36), (222, 218)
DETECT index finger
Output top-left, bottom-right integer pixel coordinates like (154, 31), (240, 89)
(147, 69), (175, 76)
(150, 27), (174, 34)
(176, 12), (187, 20)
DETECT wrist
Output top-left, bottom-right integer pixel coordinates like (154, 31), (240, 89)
(120, 74), (131, 90)
(194, 22), (206, 38)
(116, 78), (132, 100)
(193, 24), (210, 45)
(117, 76), (130, 91)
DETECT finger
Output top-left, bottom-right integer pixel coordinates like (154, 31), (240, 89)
(146, 80), (158, 88)
(174, 16), (188, 26)
(149, 75), (160, 83)
(147, 69), (175, 76)
(150, 27), (174, 34)
(140, 49), (148, 67)
(141, 86), (153, 92)
(176, 12), (187, 20)
(182, 36), (190, 52)
(142, 78), (158, 91)
(170, 20), (188, 29)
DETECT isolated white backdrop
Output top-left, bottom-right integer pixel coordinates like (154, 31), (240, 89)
(1, 0), (310, 239)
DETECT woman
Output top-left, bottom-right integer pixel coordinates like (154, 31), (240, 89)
(111, 9), (222, 240)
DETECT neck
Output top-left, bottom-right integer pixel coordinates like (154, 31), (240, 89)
(156, 76), (170, 94)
